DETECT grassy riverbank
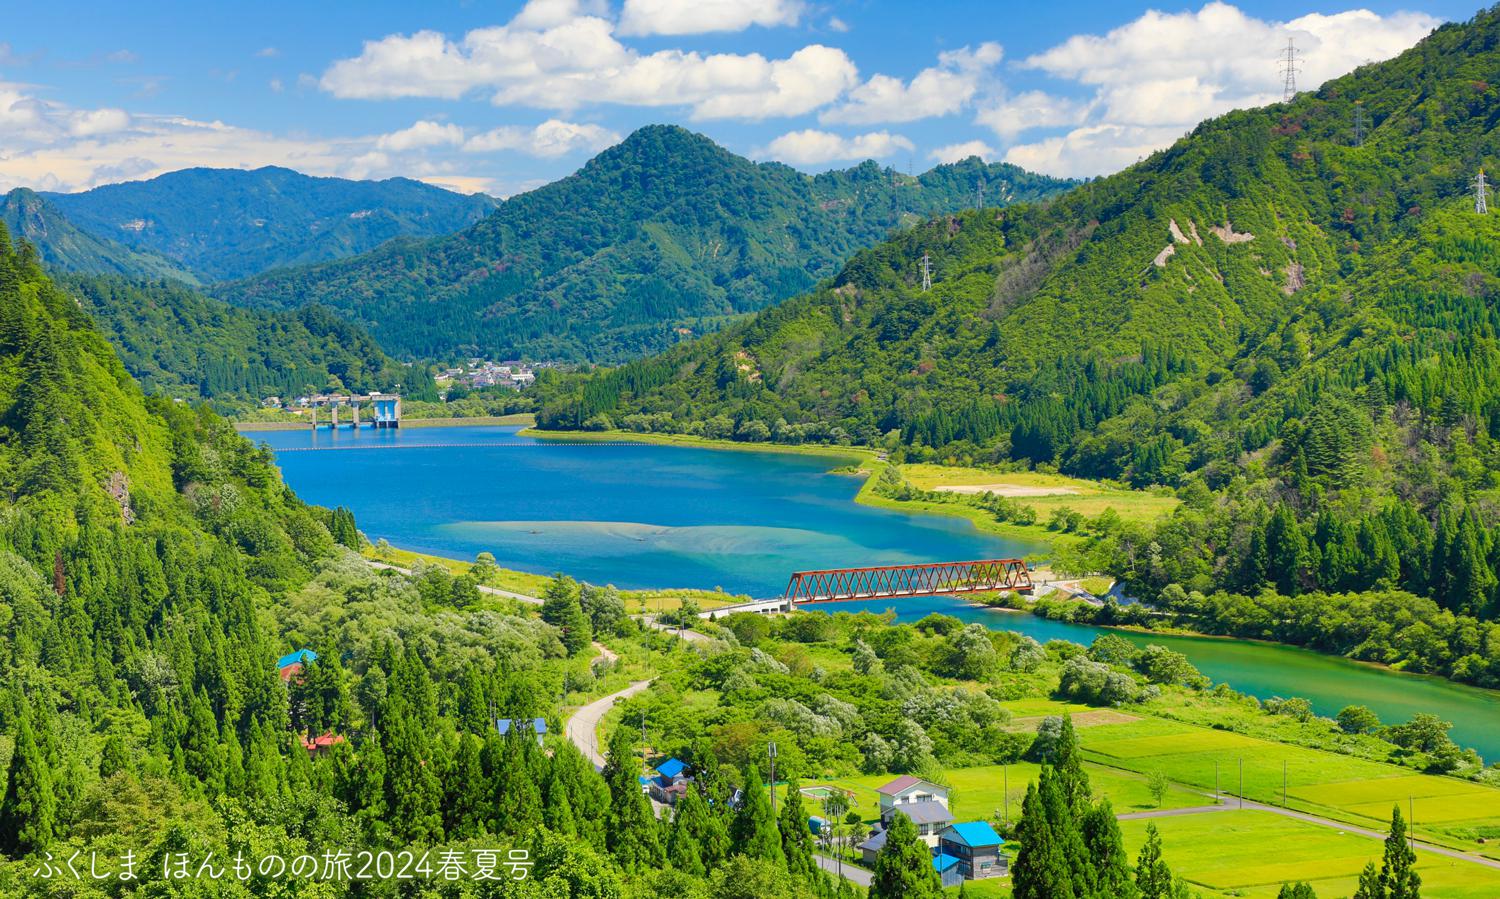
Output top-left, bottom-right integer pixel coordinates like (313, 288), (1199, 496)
(364, 543), (753, 613)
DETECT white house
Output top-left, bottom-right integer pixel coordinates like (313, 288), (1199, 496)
(875, 776), (953, 847)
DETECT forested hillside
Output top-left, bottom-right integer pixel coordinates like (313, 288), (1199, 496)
(219, 126), (1074, 362)
(0, 221), (858, 896)
(534, 8), (1500, 684)
(44, 166), (495, 282)
(59, 275), (432, 410)
(1, 188), (196, 284)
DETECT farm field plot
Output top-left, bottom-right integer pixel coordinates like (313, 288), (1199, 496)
(1118, 810), (1500, 898)
(897, 464), (1180, 526)
(1295, 774), (1500, 826)
(1077, 717), (1500, 850)
(800, 761), (1205, 824)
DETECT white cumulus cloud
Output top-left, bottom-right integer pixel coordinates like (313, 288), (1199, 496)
(319, 7), (856, 121)
(617, 0), (803, 36)
(375, 120), (465, 151)
(464, 118), (620, 156)
(821, 42), (1001, 125)
(757, 129), (913, 166)
(1000, 2), (1439, 178)
(929, 140), (996, 165)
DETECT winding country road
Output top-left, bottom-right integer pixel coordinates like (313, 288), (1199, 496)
(565, 679), (654, 771)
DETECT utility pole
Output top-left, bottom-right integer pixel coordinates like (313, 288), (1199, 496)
(1475, 169), (1490, 215)
(1003, 764), (1009, 824)
(1283, 760), (1288, 808)
(1409, 795), (1416, 849)
(769, 741), (778, 816)
(1238, 757), (1244, 809)
(1279, 37), (1302, 102)
(919, 253), (932, 292)
(1214, 761), (1219, 802)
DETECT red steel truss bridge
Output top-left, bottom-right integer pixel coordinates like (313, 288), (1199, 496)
(782, 559), (1033, 605)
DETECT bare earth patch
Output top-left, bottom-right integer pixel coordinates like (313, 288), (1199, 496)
(1009, 710), (1141, 732)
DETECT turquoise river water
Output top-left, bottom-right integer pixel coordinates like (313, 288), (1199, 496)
(258, 424), (1500, 758)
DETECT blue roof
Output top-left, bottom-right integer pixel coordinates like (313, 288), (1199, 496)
(494, 717), (548, 736)
(656, 758), (688, 778)
(276, 649), (317, 669)
(933, 853), (962, 872)
(944, 821), (1004, 848)
(638, 775), (653, 786)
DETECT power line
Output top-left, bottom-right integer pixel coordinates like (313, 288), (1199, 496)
(1279, 38), (1302, 102)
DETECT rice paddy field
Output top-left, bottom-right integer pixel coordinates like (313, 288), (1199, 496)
(789, 697), (1500, 897)
(1117, 811), (1500, 899)
(1073, 716), (1500, 859)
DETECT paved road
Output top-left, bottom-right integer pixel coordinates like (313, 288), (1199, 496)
(368, 560), (541, 604)
(564, 680), (653, 771)
(815, 854), (873, 887)
(1117, 804), (1231, 821)
(642, 615), (713, 643)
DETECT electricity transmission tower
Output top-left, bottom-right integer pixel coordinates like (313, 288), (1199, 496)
(1352, 104), (1368, 147)
(1279, 38), (1302, 102)
(976, 180), (985, 210)
(919, 253), (932, 292)
(1476, 170), (1490, 215)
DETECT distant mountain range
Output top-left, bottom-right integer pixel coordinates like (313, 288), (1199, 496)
(217, 126), (1077, 362)
(39, 166), (495, 282)
(1, 187), (198, 284)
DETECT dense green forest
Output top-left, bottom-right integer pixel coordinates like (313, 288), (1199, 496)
(44, 167), (495, 282)
(532, 9), (1500, 683)
(218, 126), (1075, 362)
(0, 224), (873, 896)
(58, 275), (435, 411)
(1, 188), (197, 284)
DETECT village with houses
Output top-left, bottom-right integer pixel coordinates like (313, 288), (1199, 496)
(639, 755), (1006, 888)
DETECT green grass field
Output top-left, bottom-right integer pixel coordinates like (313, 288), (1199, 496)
(794, 760), (1206, 826)
(1075, 716), (1500, 854)
(899, 464), (1180, 527)
(1118, 810), (1500, 898)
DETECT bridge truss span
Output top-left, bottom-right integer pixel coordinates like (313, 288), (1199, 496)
(783, 558), (1033, 605)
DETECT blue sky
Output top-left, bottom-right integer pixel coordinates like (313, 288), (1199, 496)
(0, 1), (1475, 195)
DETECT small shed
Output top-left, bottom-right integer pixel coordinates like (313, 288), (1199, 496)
(933, 852), (964, 888)
(856, 828), (887, 867)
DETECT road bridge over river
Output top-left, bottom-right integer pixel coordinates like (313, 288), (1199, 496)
(702, 558), (1033, 617)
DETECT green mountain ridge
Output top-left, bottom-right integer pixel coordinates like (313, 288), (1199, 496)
(43, 166), (495, 282)
(217, 126), (1076, 362)
(58, 275), (428, 410)
(0, 188), (198, 284)
(531, 5), (1500, 676)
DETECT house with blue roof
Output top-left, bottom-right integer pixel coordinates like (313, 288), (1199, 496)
(494, 717), (548, 747)
(277, 649), (317, 682)
(939, 820), (1006, 880)
(647, 757), (692, 805)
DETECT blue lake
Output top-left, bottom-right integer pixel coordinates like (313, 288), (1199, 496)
(255, 424), (1041, 596)
(257, 424), (1500, 758)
